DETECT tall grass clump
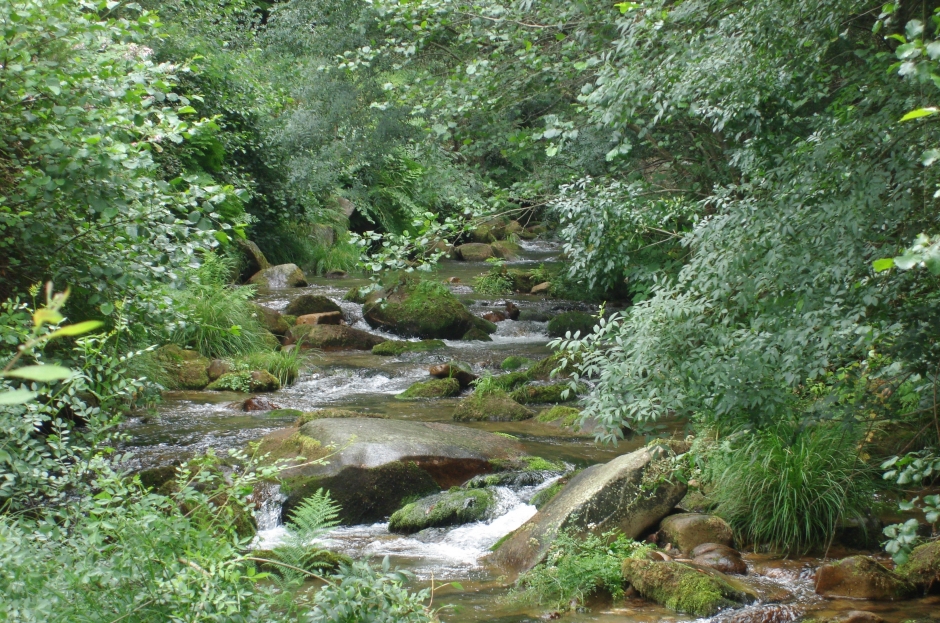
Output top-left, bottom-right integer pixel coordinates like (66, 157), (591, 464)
(512, 530), (651, 610)
(235, 347), (304, 386)
(170, 254), (269, 358)
(707, 421), (874, 555)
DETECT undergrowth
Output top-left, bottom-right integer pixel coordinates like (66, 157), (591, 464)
(512, 530), (652, 611)
(233, 348), (304, 386)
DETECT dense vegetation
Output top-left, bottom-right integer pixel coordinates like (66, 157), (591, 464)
(3, 0), (940, 619)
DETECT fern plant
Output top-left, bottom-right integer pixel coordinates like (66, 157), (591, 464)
(271, 489), (341, 587)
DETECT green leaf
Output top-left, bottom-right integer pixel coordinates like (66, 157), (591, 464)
(872, 258), (895, 272)
(900, 107), (939, 121)
(177, 105), (197, 114)
(49, 320), (105, 337)
(0, 389), (38, 405)
(5, 364), (73, 382)
(450, 582), (464, 590)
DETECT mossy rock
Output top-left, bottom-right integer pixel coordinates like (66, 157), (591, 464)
(546, 311), (597, 338)
(251, 304), (291, 336)
(344, 286), (371, 304)
(388, 488), (498, 534)
(510, 382), (581, 404)
(295, 409), (383, 425)
(252, 548), (351, 576)
(136, 463), (180, 491)
(526, 353), (574, 381)
(464, 470), (557, 489)
(248, 263), (308, 288)
(471, 315), (498, 334)
(491, 240), (521, 260)
(537, 405), (581, 426)
(206, 370), (280, 392)
(486, 370), (531, 392)
(461, 327), (493, 341)
(501, 356), (534, 371)
(372, 339), (447, 356)
(153, 344), (210, 390)
(362, 278), (476, 339)
(264, 408), (304, 419)
(457, 242), (495, 261)
(235, 239), (271, 281)
(452, 391), (535, 422)
(281, 461), (441, 525)
(469, 219), (506, 243)
(895, 540), (940, 591)
(488, 455), (565, 473)
(288, 324), (386, 350)
(285, 294), (342, 317)
(518, 309), (553, 322)
(396, 377), (461, 400)
(530, 480), (566, 509)
(505, 269), (536, 293)
(814, 555), (917, 600)
(622, 559), (757, 616)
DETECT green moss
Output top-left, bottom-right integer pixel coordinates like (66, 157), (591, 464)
(344, 285), (370, 304)
(388, 488), (497, 533)
(452, 391), (534, 422)
(546, 311), (597, 338)
(461, 327), (493, 341)
(285, 294), (342, 316)
(530, 480), (565, 509)
(281, 314), (297, 326)
(295, 409), (383, 425)
(471, 315), (498, 334)
(264, 408), (304, 419)
(500, 356), (534, 371)
(490, 532), (513, 551)
(537, 405), (581, 425)
(896, 540), (940, 589)
(491, 240), (521, 259)
(621, 560), (755, 616)
(489, 455), (565, 473)
(510, 382), (582, 404)
(153, 344), (210, 389)
(395, 377), (461, 399)
(372, 339), (446, 356)
(206, 370), (280, 392)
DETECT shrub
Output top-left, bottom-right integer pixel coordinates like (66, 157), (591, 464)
(707, 421), (874, 554)
(512, 530), (651, 611)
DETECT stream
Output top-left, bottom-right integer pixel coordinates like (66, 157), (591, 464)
(121, 241), (940, 623)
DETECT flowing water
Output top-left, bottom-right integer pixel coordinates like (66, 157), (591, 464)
(121, 241), (940, 622)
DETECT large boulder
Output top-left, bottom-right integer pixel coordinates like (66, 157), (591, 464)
(388, 489), (498, 533)
(547, 311), (596, 338)
(236, 239), (271, 282)
(262, 418), (526, 524)
(457, 243), (494, 262)
(897, 540), (940, 592)
(285, 294), (342, 317)
(287, 324), (385, 350)
(491, 240), (521, 260)
(490, 443), (689, 573)
(362, 279), (476, 339)
(814, 556), (916, 600)
(659, 513), (734, 555)
(622, 559), (757, 617)
(153, 344), (210, 390)
(248, 263), (308, 288)
(452, 392), (534, 422)
(251, 304), (292, 336)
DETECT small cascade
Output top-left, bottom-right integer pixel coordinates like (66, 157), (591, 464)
(253, 481), (286, 532)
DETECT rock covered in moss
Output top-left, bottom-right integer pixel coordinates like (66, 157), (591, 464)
(471, 315), (498, 334)
(207, 370), (280, 392)
(457, 242), (495, 261)
(264, 408), (304, 419)
(814, 555), (916, 600)
(501, 356), (534, 371)
(372, 339), (446, 356)
(461, 327), (493, 341)
(429, 362), (477, 388)
(251, 304), (292, 336)
(396, 377), (461, 400)
(388, 489), (498, 533)
(510, 382), (579, 404)
(896, 540), (940, 591)
(295, 409), (383, 425)
(622, 559), (757, 616)
(343, 285), (372, 304)
(296, 311), (343, 326)
(248, 263), (308, 288)
(537, 405), (581, 425)
(362, 278), (476, 339)
(235, 239), (271, 281)
(285, 294), (342, 317)
(452, 391), (534, 422)
(526, 353), (573, 381)
(547, 311), (596, 338)
(153, 344), (210, 390)
(659, 513), (734, 555)
(491, 240), (521, 260)
(288, 324), (385, 350)
(530, 479), (567, 509)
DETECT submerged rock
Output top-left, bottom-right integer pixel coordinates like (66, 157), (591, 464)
(262, 418), (525, 524)
(490, 443), (688, 573)
(248, 263), (308, 288)
(814, 555), (916, 600)
(285, 294), (342, 317)
(395, 377), (461, 400)
(295, 409), (384, 425)
(546, 310), (596, 338)
(388, 489), (498, 534)
(659, 513), (734, 555)
(238, 395), (280, 411)
(362, 279), (476, 339)
(287, 324), (385, 350)
(372, 339), (446, 356)
(452, 392), (534, 422)
(622, 559), (757, 617)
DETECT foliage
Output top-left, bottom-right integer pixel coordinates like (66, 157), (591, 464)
(268, 489), (341, 589)
(233, 348), (303, 387)
(512, 530), (650, 611)
(472, 259), (514, 295)
(168, 255), (269, 358)
(707, 422), (875, 555)
(881, 450), (940, 563)
(0, 0), (245, 316)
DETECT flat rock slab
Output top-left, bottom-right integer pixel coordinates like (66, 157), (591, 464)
(491, 443), (688, 573)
